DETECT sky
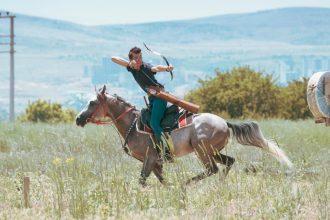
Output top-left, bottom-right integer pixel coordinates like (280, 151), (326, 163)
(1, 0), (330, 25)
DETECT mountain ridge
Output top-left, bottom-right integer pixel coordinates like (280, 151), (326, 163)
(1, 7), (330, 114)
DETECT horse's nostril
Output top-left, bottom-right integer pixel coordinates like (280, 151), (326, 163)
(76, 116), (83, 125)
(76, 114), (87, 127)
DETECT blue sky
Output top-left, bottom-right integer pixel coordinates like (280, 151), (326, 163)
(1, 0), (330, 25)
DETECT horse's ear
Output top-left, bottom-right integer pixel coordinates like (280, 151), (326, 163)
(101, 85), (106, 95)
(96, 85), (106, 100)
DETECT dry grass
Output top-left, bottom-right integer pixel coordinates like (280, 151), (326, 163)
(0, 120), (329, 219)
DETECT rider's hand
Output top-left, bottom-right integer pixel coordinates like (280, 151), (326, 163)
(129, 60), (137, 69)
(166, 65), (174, 72)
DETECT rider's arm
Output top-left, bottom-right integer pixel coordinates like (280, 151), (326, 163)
(151, 65), (174, 73)
(111, 56), (129, 67)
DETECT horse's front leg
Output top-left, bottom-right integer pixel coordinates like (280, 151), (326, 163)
(139, 148), (158, 187)
(153, 163), (166, 185)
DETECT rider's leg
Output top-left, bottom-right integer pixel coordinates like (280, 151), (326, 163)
(149, 96), (172, 160)
(150, 96), (167, 141)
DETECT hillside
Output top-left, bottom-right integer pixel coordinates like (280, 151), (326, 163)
(0, 7), (330, 115)
(98, 7), (330, 45)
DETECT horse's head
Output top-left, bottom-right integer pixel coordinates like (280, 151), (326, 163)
(76, 85), (111, 127)
(76, 85), (135, 127)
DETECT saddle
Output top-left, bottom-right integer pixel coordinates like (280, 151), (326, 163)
(137, 105), (195, 134)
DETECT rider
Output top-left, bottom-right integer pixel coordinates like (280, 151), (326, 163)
(111, 47), (174, 161)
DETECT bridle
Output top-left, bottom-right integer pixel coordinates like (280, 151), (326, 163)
(86, 94), (135, 126)
(85, 94), (137, 152)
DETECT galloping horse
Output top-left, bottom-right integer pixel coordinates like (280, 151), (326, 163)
(76, 85), (293, 186)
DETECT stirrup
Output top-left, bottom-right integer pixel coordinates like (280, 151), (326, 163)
(160, 135), (174, 163)
(153, 135), (174, 163)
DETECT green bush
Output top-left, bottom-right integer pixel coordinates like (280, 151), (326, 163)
(0, 139), (11, 153)
(185, 66), (312, 120)
(19, 99), (77, 123)
(278, 78), (312, 120)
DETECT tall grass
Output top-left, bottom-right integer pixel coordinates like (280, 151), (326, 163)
(0, 120), (328, 219)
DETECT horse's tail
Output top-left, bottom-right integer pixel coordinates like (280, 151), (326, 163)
(227, 121), (293, 169)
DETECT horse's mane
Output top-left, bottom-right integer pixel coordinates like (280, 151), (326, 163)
(112, 93), (136, 109)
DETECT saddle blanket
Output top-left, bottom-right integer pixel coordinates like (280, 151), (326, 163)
(137, 110), (195, 134)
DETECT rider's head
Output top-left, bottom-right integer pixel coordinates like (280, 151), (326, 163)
(128, 47), (142, 70)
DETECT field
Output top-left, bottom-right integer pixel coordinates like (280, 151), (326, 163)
(0, 120), (329, 219)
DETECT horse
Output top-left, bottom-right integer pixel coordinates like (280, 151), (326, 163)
(76, 85), (293, 186)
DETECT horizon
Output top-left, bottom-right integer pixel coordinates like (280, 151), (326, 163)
(1, 0), (330, 25)
(12, 6), (330, 26)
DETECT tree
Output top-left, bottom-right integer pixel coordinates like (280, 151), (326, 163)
(19, 99), (77, 123)
(185, 66), (280, 119)
(278, 78), (312, 120)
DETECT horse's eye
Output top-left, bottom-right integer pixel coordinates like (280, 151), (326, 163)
(89, 101), (96, 106)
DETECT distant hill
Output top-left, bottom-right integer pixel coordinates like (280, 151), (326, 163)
(11, 7), (330, 51)
(96, 7), (330, 45)
(0, 7), (330, 116)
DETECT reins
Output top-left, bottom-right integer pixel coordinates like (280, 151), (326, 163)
(87, 98), (135, 125)
(86, 95), (137, 151)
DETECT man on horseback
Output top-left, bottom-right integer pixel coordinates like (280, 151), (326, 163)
(111, 47), (174, 161)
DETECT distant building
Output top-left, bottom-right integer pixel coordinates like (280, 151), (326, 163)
(90, 57), (123, 84)
(278, 61), (287, 84)
(314, 59), (323, 72)
(302, 57), (310, 77)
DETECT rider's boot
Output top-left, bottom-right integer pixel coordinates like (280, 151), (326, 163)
(160, 134), (174, 163)
(154, 134), (174, 163)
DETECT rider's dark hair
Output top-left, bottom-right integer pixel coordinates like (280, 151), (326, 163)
(128, 47), (141, 60)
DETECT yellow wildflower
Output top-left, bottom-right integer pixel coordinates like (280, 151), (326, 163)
(99, 204), (110, 217)
(52, 157), (62, 166)
(66, 157), (75, 164)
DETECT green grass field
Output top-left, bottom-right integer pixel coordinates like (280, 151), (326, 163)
(0, 120), (329, 219)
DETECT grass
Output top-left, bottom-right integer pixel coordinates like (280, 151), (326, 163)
(0, 120), (329, 219)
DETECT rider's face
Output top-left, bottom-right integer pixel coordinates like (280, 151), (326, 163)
(131, 53), (142, 70)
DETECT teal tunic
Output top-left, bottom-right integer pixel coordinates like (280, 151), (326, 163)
(127, 62), (167, 141)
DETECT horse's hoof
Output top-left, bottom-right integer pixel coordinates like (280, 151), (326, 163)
(139, 183), (148, 189)
(244, 164), (258, 174)
(223, 166), (231, 176)
(139, 178), (147, 187)
(185, 180), (194, 186)
(285, 168), (295, 177)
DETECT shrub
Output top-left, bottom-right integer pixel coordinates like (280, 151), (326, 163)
(185, 66), (311, 120)
(19, 99), (77, 123)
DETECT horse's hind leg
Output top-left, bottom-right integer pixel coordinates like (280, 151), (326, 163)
(186, 144), (219, 185)
(214, 153), (235, 176)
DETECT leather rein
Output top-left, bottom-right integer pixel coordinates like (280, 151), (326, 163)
(86, 96), (135, 126)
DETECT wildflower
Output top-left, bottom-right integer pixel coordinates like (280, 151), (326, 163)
(52, 157), (62, 166)
(66, 157), (75, 164)
(99, 204), (110, 216)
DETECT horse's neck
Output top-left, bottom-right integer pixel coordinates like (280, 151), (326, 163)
(108, 103), (137, 138)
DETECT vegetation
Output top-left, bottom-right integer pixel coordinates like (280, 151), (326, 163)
(185, 66), (312, 120)
(19, 99), (77, 123)
(0, 121), (328, 219)
(0, 67), (325, 219)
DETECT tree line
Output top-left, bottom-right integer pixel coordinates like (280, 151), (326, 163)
(185, 66), (311, 120)
(19, 66), (311, 123)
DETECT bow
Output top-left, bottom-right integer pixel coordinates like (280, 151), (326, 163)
(143, 43), (173, 80)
